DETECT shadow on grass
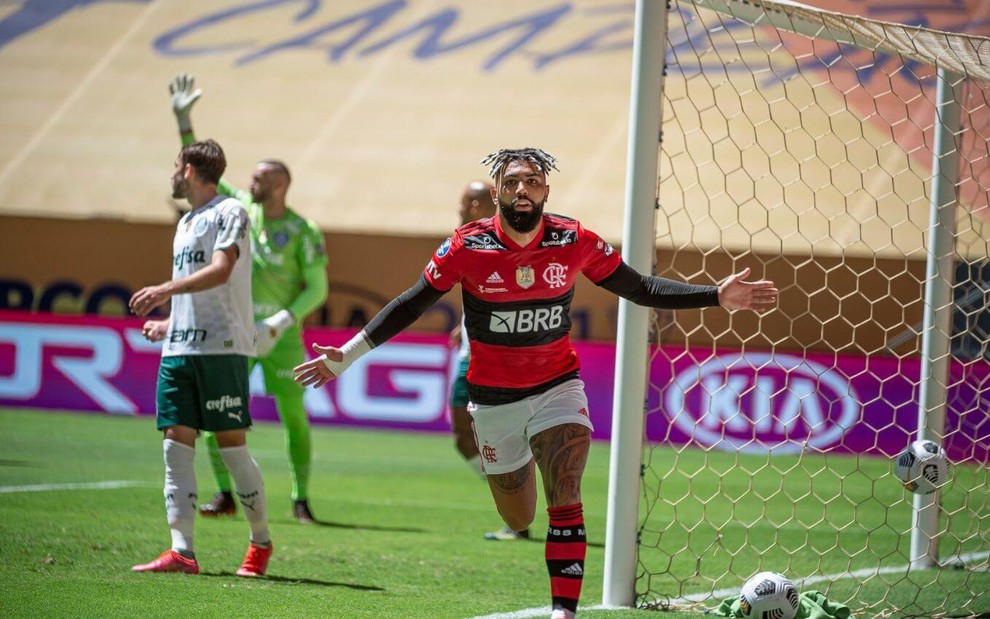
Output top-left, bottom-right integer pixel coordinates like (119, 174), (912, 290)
(201, 571), (384, 590)
(0, 459), (42, 467)
(280, 517), (427, 534)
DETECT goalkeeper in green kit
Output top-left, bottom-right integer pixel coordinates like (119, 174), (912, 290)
(168, 74), (329, 523)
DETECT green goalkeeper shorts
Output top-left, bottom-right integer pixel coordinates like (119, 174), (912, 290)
(253, 327), (306, 397)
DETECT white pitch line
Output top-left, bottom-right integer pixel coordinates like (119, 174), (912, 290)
(0, 480), (152, 494)
(471, 550), (990, 619)
(471, 604), (613, 619)
(677, 549), (990, 603)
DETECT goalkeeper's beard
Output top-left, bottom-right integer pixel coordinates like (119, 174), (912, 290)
(250, 186), (270, 203)
(498, 196), (545, 233)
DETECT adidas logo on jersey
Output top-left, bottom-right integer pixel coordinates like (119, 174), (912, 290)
(561, 563), (584, 576)
(486, 271), (504, 284)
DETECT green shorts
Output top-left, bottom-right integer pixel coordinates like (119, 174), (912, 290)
(252, 327), (305, 397)
(156, 355), (251, 432)
(449, 357), (470, 408)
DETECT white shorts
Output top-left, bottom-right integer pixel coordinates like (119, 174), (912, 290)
(468, 379), (594, 475)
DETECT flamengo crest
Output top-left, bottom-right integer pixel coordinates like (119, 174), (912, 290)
(516, 265), (535, 289)
(543, 263), (568, 288)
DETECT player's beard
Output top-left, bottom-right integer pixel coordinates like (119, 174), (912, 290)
(250, 185), (269, 203)
(171, 173), (189, 200)
(498, 196), (545, 233)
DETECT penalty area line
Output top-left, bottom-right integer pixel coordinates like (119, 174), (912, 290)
(0, 481), (153, 494)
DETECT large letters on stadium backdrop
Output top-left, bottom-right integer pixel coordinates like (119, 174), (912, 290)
(0, 310), (986, 463)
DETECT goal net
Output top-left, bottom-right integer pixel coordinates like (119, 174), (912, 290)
(633, 1), (990, 616)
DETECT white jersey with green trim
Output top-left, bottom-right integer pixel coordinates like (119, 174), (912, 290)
(163, 195), (254, 357)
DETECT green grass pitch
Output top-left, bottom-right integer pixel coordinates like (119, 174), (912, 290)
(1, 408), (987, 618)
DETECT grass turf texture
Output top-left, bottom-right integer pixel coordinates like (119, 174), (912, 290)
(1, 407), (987, 618)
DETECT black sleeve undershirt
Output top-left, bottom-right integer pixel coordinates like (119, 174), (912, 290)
(595, 262), (720, 309)
(363, 275), (446, 346)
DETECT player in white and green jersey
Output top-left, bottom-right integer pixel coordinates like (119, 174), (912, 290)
(163, 195), (254, 358)
(130, 139), (273, 577)
(169, 74), (329, 523)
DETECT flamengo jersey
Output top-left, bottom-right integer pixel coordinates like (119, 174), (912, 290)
(164, 195), (254, 357)
(424, 213), (622, 405)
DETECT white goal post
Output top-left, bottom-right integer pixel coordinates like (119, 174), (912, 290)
(604, 0), (990, 613)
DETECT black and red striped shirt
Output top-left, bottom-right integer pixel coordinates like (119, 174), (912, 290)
(424, 213), (622, 405)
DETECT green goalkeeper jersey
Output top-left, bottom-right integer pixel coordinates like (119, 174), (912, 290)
(218, 179), (328, 322)
(179, 132), (328, 324)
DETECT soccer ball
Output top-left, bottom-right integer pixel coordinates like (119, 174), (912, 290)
(895, 439), (950, 495)
(738, 571), (799, 619)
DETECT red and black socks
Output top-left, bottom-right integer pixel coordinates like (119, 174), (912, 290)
(546, 503), (586, 616)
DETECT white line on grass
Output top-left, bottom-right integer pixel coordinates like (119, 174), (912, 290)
(470, 550), (990, 619)
(0, 481), (153, 494)
(677, 550), (990, 603)
(471, 604), (614, 619)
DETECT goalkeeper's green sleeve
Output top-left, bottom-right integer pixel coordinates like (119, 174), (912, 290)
(287, 262), (329, 321)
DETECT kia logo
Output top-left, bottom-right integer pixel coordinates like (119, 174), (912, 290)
(664, 352), (860, 454)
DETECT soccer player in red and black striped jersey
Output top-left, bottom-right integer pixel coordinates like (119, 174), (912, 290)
(294, 148), (778, 618)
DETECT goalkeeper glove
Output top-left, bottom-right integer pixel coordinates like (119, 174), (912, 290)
(169, 73), (202, 133)
(255, 310), (294, 357)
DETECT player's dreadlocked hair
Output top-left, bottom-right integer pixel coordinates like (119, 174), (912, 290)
(481, 148), (559, 181)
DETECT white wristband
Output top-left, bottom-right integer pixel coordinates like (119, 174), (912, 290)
(320, 332), (372, 376)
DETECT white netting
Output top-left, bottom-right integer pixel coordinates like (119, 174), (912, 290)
(637, 2), (990, 616)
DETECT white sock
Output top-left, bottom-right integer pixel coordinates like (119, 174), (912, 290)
(219, 445), (270, 546)
(163, 439), (196, 554)
(465, 454), (486, 480)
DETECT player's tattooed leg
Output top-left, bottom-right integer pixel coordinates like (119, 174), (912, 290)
(487, 460), (537, 531)
(531, 424), (590, 508)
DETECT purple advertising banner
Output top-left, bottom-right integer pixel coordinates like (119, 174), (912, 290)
(0, 311), (986, 463)
(645, 349), (989, 464)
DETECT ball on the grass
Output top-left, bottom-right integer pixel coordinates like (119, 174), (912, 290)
(738, 571), (799, 619)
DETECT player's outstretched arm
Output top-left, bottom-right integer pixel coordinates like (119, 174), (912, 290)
(596, 262), (777, 312)
(294, 275), (447, 389)
(717, 267), (778, 312)
(167, 73), (243, 200)
(169, 73), (201, 140)
(293, 336), (371, 388)
(294, 343), (343, 388)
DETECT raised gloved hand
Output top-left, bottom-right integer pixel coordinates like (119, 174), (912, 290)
(169, 73), (202, 133)
(254, 309), (294, 357)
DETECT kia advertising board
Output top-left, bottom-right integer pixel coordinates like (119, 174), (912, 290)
(0, 311), (986, 463)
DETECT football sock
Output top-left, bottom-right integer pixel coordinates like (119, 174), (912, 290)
(220, 445), (270, 546)
(204, 432), (233, 493)
(546, 503), (586, 615)
(163, 439), (197, 555)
